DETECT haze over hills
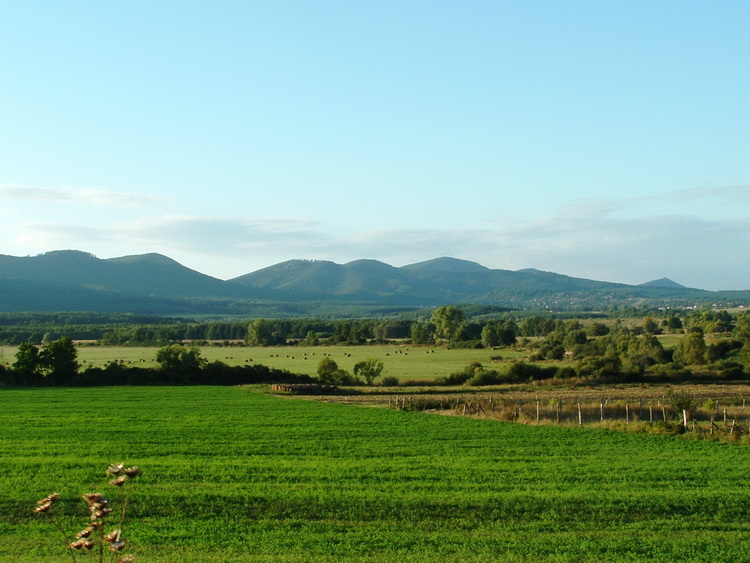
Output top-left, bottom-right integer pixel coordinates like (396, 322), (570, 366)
(0, 250), (747, 316)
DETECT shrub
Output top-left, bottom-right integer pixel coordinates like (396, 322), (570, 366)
(466, 370), (503, 386)
(554, 366), (577, 380)
(381, 376), (400, 387)
(666, 388), (698, 419)
(434, 372), (472, 386)
(506, 361), (556, 382)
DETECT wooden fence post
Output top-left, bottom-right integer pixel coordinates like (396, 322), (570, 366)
(536, 400), (540, 423)
(649, 405), (653, 423)
(626, 404), (630, 425)
(578, 402), (582, 426)
(683, 409), (689, 431)
(600, 400), (605, 422)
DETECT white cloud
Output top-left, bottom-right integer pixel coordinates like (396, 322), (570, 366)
(2, 199), (749, 290)
(0, 185), (165, 206)
(657, 185), (750, 205)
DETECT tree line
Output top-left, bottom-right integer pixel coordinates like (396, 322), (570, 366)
(1, 308), (748, 350)
(0, 339), (313, 387)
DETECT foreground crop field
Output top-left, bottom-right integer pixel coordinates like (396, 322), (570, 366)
(2, 386), (750, 562)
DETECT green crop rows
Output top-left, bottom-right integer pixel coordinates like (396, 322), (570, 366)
(2, 386), (750, 561)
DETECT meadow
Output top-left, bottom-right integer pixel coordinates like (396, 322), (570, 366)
(0, 344), (530, 381)
(2, 386), (750, 562)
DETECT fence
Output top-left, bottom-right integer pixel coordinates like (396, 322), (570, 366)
(388, 394), (750, 438)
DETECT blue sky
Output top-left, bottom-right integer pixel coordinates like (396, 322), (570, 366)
(1, 1), (749, 290)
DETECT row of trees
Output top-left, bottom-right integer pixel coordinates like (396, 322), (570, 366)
(0, 341), (312, 387)
(3, 308), (748, 348)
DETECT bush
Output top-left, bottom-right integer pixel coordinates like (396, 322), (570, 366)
(554, 366), (577, 380)
(666, 388), (698, 419)
(447, 339), (484, 349)
(381, 376), (400, 387)
(466, 370), (504, 386)
(506, 361), (557, 382)
(434, 372), (472, 386)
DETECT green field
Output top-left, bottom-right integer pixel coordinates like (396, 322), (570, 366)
(1, 345), (530, 381)
(2, 386), (750, 562)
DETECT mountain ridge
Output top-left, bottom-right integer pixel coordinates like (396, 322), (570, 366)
(0, 250), (747, 315)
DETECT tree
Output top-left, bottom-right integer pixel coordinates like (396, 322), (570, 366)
(481, 324), (501, 348)
(245, 319), (284, 347)
(316, 356), (358, 385)
(301, 330), (319, 346)
(410, 322), (434, 345)
(643, 316), (660, 335)
(317, 357), (340, 381)
(13, 342), (41, 381)
(156, 345), (206, 382)
(481, 322), (516, 348)
(664, 315), (683, 332)
(733, 313), (750, 345)
(673, 329), (707, 366)
(353, 357), (384, 386)
(431, 306), (465, 342)
(39, 337), (79, 385)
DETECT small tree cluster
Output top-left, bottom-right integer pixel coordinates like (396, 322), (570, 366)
(316, 356), (384, 386)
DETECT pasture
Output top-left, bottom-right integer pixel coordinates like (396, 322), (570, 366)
(1, 344), (530, 381)
(2, 386), (750, 561)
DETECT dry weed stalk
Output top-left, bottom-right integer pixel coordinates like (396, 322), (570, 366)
(34, 463), (141, 563)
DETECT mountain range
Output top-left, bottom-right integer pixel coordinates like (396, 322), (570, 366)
(0, 250), (747, 317)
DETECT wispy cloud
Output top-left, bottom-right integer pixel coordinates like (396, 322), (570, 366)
(6, 216), (328, 257)
(3, 198), (749, 290)
(0, 185), (165, 206)
(338, 208), (750, 290)
(656, 185), (750, 205)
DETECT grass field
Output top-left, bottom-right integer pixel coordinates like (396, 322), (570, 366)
(1, 344), (530, 381)
(2, 386), (750, 562)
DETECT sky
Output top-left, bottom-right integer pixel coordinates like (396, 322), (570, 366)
(1, 1), (749, 291)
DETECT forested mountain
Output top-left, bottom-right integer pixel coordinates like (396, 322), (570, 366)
(230, 257), (744, 310)
(0, 250), (243, 298)
(0, 250), (748, 315)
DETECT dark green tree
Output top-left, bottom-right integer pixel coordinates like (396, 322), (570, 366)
(13, 342), (41, 380)
(643, 316), (660, 335)
(245, 319), (284, 347)
(481, 323), (501, 348)
(317, 357), (339, 381)
(410, 322), (434, 345)
(673, 329), (707, 366)
(316, 356), (357, 385)
(39, 337), (79, 385)
(156, 345), (206, 382)
(733, 313), (750, 345)
(431, 306), (465, 342)
(353, 357), (384, 386)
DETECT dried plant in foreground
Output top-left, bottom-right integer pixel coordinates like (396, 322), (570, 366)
(34, 463), (141, 563)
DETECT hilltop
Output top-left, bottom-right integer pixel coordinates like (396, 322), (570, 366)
(0, 250), (747, 316)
